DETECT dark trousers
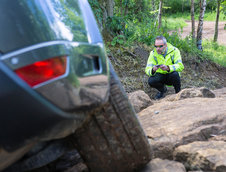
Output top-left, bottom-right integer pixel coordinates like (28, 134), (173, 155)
(148, 71), (181, 93)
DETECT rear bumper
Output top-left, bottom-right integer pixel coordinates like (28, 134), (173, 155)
(0, 41), (109, 151)
(0, 61), (80, 151)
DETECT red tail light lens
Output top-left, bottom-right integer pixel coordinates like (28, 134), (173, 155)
(15, 56), (67, 87)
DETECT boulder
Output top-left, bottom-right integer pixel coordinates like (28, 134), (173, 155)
(164, 87), (215, 102)
(138, 97), (226, 159)
(209, 134), (226, 142)
(128, 90), (153, 113)
(140, 158), (186, 172)
(213, 87), (226, 98)
(173, 141), (226, 172)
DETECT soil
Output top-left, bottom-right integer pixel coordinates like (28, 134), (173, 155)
(180, 21), (226, 46)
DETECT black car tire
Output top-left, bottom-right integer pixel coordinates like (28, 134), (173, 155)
(72, 63), (152, 172)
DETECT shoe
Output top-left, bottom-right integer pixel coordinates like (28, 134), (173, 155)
(155, 87), (167, 100)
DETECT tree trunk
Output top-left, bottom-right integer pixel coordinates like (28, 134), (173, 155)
(182, 0), (184, 12)
(106, 0), (114, 17)
(121, 0), (129, 16)
(151, 0), (157, 21)
(97, 0), (108, 31)
(123, 0), (129, 16)
(120, 0), (123, 16)
(158, 0), (163, 29)
(191, 0), (195, 40)
(214, 0), (220, 42)
(98, 0), (114, 39)
(152, 0), (155, 11)
(196, 0), (206, 50)
(135, 0), (145, 21)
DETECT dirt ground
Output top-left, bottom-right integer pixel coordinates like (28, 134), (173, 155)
(180, 21), (226, 46)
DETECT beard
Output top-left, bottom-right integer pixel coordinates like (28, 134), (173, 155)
(157, 47), (166, 54)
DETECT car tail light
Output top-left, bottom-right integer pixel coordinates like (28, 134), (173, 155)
(15, 56), (67, 87)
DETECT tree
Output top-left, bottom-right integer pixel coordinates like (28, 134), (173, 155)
(106, 0), (114, 17)
(191, 0), (195, 40)
(158, 0), (163, 29)
(151, 0), (157, 19)
(214, 0), (221, 42)
(196, 0), (206, 50)
(88, 0), (114, 31)
(123, 0), (129, 16)
(117, 0), (127, 16)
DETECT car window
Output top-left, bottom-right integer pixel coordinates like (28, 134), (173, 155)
(50, 0), (88, 42)
(0, 0), (88, 53)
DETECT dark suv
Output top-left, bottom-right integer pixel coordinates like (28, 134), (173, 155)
(0, 0), (151, 171)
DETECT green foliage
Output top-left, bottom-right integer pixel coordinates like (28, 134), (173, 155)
(164, 0), (192, 13)
(88, 0), (226, 69)
(162, 17), (188, 31)
(111, 35), (125, 46)
(222, 0), (226, 18)
(116, 15), (188, 47)
(168, 11), (225, 21)
(106, 16), (125, 35)
(206, 0), (217, 11)
(111, 14), (226, 68)
(203, 41), (226, 67)
(123, 19), (157, 45)
(55, 0), (88, 42)
(94, 0), (226, 92)
(164, 0), (221, 14)
(88, 0), (103, 26)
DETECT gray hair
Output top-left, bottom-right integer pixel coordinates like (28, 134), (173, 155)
(155, 36), (167, 44)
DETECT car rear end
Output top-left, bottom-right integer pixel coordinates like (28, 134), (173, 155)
(0, 0), (109, 170)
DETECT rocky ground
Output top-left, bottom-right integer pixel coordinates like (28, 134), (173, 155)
(33, 88), (226, 172)
(106, 22), (226, 171)
(128, 87), (226, 172)
(43, 87), (226, 172)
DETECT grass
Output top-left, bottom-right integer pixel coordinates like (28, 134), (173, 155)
(167, 11), (225, 21)
(203, 41), (226, 67)
(162, 17), (188, 30)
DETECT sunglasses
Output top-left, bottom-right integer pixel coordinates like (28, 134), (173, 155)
(154, 45), (164, 48)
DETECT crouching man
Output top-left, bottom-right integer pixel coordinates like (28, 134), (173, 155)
(145, 36), (184, 99)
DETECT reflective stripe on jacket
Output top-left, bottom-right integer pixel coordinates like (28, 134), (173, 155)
(145, 43), (184, 76)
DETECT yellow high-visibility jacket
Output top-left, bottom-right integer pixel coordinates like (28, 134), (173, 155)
(145, 43), (184, 76)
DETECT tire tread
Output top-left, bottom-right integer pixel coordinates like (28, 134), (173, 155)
(72, 65), (151, 172)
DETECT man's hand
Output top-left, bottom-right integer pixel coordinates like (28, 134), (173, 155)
(159, 65), (170, 72)
(152, 65), (159, 73)
(152, 64), (170, 74)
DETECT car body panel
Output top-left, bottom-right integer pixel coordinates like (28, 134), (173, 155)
(1, 41), (109, 111)
(0, 61), (88, 150)
(0, 0), (110, 171)
(0, 0), (89, 53)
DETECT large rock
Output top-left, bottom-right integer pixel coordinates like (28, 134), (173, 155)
(164, 87), (215, 102)
(209, 134), (226, 142)
(173, 141), (226, 172)
(128, 90), (153, 113)
(140, 158), (186, 172)
(138, 97), (226, 159)
(213, 87), (226, 98)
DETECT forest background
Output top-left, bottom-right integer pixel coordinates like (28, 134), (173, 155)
(88, 0), (226, 98)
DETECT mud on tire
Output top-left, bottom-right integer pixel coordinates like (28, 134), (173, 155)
(72, 64), (152, 172)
